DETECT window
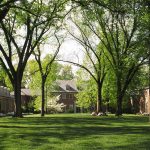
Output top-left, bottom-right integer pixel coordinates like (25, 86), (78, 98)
(61, 94), (66, 99)
(69, 104), (73, 109)
(61, 94), (74, 100)
(66, 85), (70, 90)
(66, 94), (69, 99)
(69, 94), (74, 99)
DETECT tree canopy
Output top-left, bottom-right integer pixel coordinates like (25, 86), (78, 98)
(0, 0), (149, 117)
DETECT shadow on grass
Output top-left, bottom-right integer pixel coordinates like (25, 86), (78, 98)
(0, 115), (150, 149)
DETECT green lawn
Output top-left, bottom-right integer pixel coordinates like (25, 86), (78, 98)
(0, 114), (150, 150)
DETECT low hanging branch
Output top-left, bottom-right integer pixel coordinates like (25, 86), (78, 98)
(57, 59), (97, 82)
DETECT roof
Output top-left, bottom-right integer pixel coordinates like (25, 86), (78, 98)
(56, 80), (78, 92)
(11, 88), (41, 96)
(11, 89), (31, 96)
(21, 89), (31, 96)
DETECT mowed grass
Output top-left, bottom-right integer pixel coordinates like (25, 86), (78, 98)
(0, 114), (150, 150)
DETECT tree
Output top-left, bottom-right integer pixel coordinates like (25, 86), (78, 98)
(76, 69), (97, 111)
(128, 65), (149, 92)
(102, 66), (116, 112)
(60, 8), (110, 113)
(34, 37), (62, 116)
(59, 36), (107, 114)
(0, 0), (19, 22)
(25, 53), (61, 114)
(58, 65), (74, 80)
(0, 66), (13, 90)
(24, 55), (62, 115)
(0, 0), (67, 117)
(0, 65), (6, 86)
(47, 96), (65, 113)
(75, 0), (149, 116)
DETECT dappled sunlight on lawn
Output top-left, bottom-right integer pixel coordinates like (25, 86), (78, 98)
(0, 114), (150, 150)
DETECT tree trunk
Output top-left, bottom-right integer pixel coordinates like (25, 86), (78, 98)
(96, 82), (102, 113)
(41, 78), (45, 117)
(115, 78), (123, 116)
(116, 94), (123, 116)
(14, 77), (22, 117)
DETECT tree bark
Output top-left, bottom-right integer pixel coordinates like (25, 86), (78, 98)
(115, 78), (123, 116)
(41, 77), (46, 117)
(96, 82), (102, 113)
(14, 77), (22, 117)
(116, 94), (123, 116)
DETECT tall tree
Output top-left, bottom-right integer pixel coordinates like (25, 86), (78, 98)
(76, 68), (97, 111)
(76, 0), (149, 115)
(34, 36), (62, 117)
(60, 14), (107, 112)
(0, 0), (67, 117)
(58, 65), (74, 80)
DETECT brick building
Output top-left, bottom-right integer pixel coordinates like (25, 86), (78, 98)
(130, 88), (150, 114)
(51, 80), (78, 112)
(0, 86), (15, 114)
(11, 88), (35, 112)
(139, 88), (150, 114)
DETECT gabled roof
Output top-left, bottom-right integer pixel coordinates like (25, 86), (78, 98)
(56, 80), (78, 92)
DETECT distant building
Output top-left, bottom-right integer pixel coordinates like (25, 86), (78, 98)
(11, 88), (36, 112)
(130, 88), (150, 114)
(139, 88), (150, 114)
(9, 80), (79, 113)
(0, 86), (15, 114)
(51, 80), (79, 113)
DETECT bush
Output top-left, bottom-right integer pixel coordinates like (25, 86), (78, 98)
(47, 96), (65, 114)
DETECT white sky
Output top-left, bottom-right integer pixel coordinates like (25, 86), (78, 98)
(59, 39), (84, 73)
(41, 36), (84, 73)
(59, 39), (83, 62)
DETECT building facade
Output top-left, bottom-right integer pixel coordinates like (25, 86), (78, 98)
(0, 86), (15, 114)
(11, 88), (35, 112)
(51, 80), (78, 113)
(139, 88), (150, 114)
(131, 88), (150, 114)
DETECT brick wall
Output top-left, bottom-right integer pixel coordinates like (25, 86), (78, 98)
(139, 89), (150, 114)
(0, 96), (15, 113)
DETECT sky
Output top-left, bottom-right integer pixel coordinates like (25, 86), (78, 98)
(59, 39), (83, 62)
(42, 36), (84, 73)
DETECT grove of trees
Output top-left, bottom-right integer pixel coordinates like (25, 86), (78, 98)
(0, 0), (149, 117)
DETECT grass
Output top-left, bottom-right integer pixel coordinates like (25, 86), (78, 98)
(0, 114), (150, 150)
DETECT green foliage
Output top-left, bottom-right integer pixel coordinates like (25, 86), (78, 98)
(33, 96), (41, 112)
(102, 69), (116, 107)
(0, 0), (148, 115)
(3, 76), (13, 91)
(0, 66), (5, 85)
(127, 65), (149, 94)
(0, 65), (13, 90)
(22, 100), (34, 113)
(0, 0), (69, 117)
(25, 55), (60, 92)
(58, 65), (74, 80)
(76, 0), (149, 115)
(76, 69), (97, 109)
